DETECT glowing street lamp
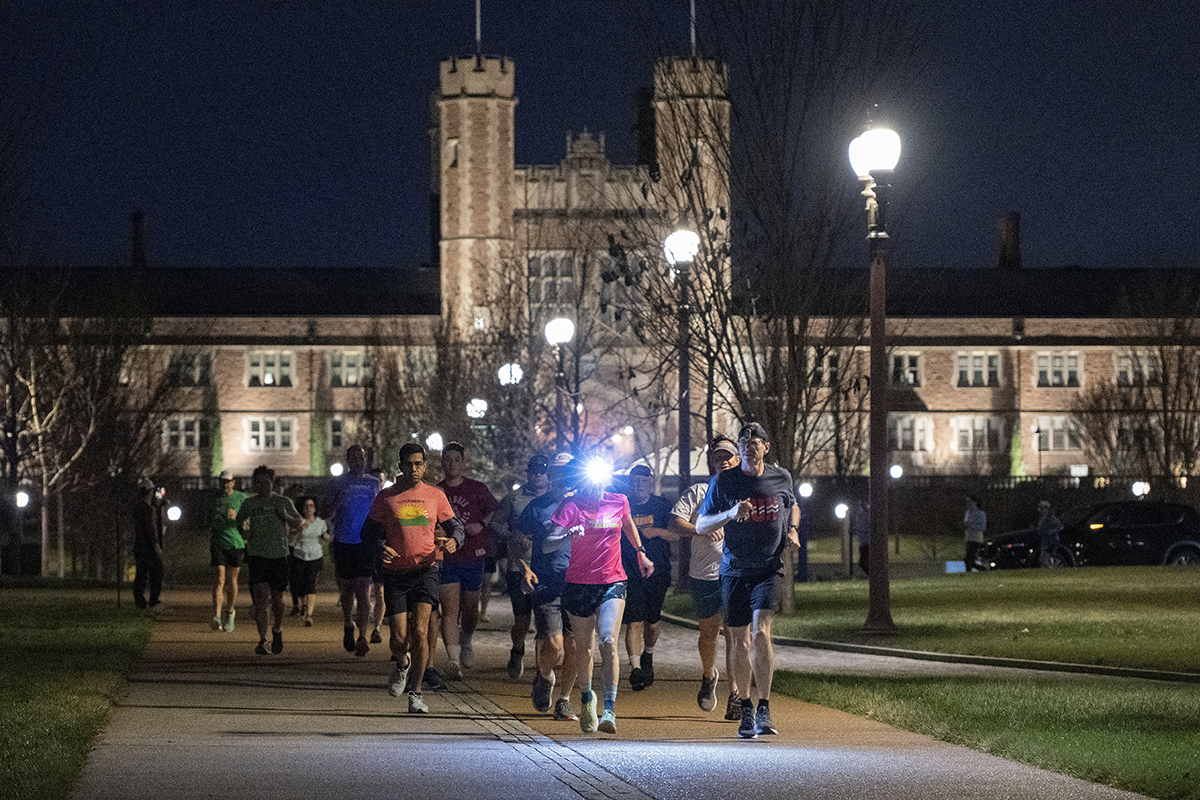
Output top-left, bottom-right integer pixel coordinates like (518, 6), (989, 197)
(850, 118), (901, 633)
(545, 318), (575, 453)
(329, 462), (344, 477)
(167, 506), (182, 522)
(466, 398), (488, 419)
(425, 433), (444, 452)
(498, 363), (524, 386)
(664, 228), (700, 491)
(16, 490), (30, 509)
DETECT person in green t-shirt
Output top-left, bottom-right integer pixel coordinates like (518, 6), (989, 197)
(236, 465), (302, 656)
(210, 471), (249, 633)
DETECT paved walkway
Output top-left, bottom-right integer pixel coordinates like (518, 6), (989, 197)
(72, 588), (1153, 800)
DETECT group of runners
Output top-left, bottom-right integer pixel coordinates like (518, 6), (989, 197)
(208, 422), (799, 739)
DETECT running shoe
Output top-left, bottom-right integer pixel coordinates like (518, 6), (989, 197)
(579, 694), (599, 734)
(290, 605), (300, 617)
(553, 697), (577, 721)
(531, 671), (554, 713)
(211, 616), (222, 631)
(629, 666), (646, 692)
(387, 660), (410, 697)
(271, 629), (283, 655)
(641, 652), (655, 687)
(698, 671), (719, 712)
(254, 640), (269, 656)
(370, 629), (383, 644)
(422, 668), (447, 692)
(354, 637), (369, 657)
(444, 660), (463, 680)
(598, 710), (617, 735)
(507, 648), (525, 680)
(304, 617), (313, 627)
(755, 705), (778, 736)
(725, 691), (741, 721)
(223, 610), (236, 634)
(408, 691), (429, 714)
(459, 635), (475, 669)
(738, 705), (758, 739)
(343, 625), (355, 653)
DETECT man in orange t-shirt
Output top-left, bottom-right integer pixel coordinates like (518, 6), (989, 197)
(362, 442), (463, 714)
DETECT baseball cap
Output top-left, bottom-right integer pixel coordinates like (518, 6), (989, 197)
(218, 470), (233, 481)
(526, 455), (549, 473)
(629, 464), (653, 478)
(552, 453), (575, 467)
(738, 422), (769, 442)
(138, 477), (155, 492)
(709, 437), (738, 457)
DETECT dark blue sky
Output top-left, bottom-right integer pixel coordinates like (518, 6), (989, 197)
(6, 1), (1198, 271)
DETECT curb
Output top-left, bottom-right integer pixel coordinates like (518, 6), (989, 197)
(659, 611), (1200, 684)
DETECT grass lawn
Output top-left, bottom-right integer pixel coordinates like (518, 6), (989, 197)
(667, 565), (1200, 800)
(0, 586), (153, 800)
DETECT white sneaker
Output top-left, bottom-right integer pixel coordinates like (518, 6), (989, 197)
(408, 691), (429, 714)
(387, 660), (410, 697)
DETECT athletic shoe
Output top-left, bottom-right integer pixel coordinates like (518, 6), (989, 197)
(738, 705), (758, 739)
(553, 697), (577, 721)
(755, 705), (778, 736)
(354, 637), (369, 657)
(304, 617), (313, 627)
(387, 660), (410, 697)
(211, 616), (222, 631)
(579, 694), (599, 734)
(254, 640), (269, 656)
(507, 649), (525, 680)
(531, 672), (554, 713)
(271, 630), (283, 654)
(408, 691), (429, 714)
(629, 666), (646, 692)
(343, 625), (355, 653)
(598, 710), (617, 735)
(641, 652), (655, 687)
(422, 668), (447, 692)
(223, 610), (236, 634)
(459, 635), (475, 669)
(443, 660), (463, 681)
(370, 629), (383, 644)
(725, 691), (741, 721)
(698, 672), (719, 712)
(290, 606), (300, 616)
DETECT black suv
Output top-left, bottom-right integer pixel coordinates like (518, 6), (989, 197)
(982, 501), (1200, 569)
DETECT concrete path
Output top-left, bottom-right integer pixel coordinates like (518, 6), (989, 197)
(72, 589), (1152, 800)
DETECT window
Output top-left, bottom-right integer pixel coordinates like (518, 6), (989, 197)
(1117, 351), (1160, 386)
(246, 416), (294, 452)
(329, 416), (350, 450)
(247, 350), (292, 387)
(163, 415), (211, 451)
(529, 253), (576, 316)
(813, 352), (840, 387)
(891, 353), (920, 386)
(888, 414), (930, 452)
(1035, 416), (1082, 452)
(166, 350), (211, 387)
(1037, 351), (1080, 387)
(599, 272), (632, 333)
(957, 352), (1000, 387)
(330, 350), (369, 388)
(955, 415), (1003, 452)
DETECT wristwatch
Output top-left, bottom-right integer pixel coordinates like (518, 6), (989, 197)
(635, 545), (647, 554)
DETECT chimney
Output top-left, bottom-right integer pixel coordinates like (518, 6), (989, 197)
(130, 211), (148, 270)
(997, 211), (1021, 271)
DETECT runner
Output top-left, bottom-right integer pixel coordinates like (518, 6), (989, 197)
(618, 464), (675, 691)
(549, 460), (654, 735)
(669, 435), (742, 718)
(492, 454), (550, 680)
(696, 422), (799, 739)
(209, 471), (248, 632)
(361, 442), (463, 714)
(237, 465), (303, 656)
(322, 444), (382, 657)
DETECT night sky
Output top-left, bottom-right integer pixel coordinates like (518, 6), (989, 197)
(5, 1), (1198, 272)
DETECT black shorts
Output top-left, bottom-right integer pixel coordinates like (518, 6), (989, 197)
(248, 556), (290, 593)
(210, 544), (244, 568)
(720, 568), (781, 628)
(622, 570), (671, 625)
(289, 557), (323, 596)
(505, 571), (533, 617)
(562, 581), (627, 619)
(381, 565), (440, 617)
(332, 540), (376, 580)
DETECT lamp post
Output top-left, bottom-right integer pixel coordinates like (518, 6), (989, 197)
(545, 317), (575, 453)
(849, 122), (901, 633)
(664, 229), (700, 495)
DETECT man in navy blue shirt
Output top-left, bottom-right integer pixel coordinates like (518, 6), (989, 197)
(697, 422), (798, 739)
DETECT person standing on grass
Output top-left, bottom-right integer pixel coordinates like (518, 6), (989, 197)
(290, 497), (328, 625)
(669, 435), (743, 719)
(964, 494), (987, 571)
(237, 465), (303, 656)
(361, 442), (463, 715)
(548, 462), (654, 736)
(210, 471), (248, 632)
(618, 464), (675, 692)
(322, 444), (382, 657)
(696, 422), (799, 740)
(1036, 499), (1063, 568)
(132, 479), (166, 610)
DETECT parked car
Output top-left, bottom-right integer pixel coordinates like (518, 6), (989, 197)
(981, 501), (1200, 570)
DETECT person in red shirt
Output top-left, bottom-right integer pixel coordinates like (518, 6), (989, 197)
(361, 442), (463, 714)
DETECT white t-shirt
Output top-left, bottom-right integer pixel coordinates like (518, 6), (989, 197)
(292, 517), (327, 561)
(672, 482), (723, 581)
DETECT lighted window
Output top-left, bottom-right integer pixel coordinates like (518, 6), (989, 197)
(246, 416), (295, 452)
(247, 350), (293, 388)
(330, 350), (370, 388)
(957, 352), (1000, 388)
(955, 415), (1003, 452)
(1037, 351), (1080, 387)
(1036, 416), (1082, 452)
(888, 414), (930, 452)
(891, 354), (920, 386)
